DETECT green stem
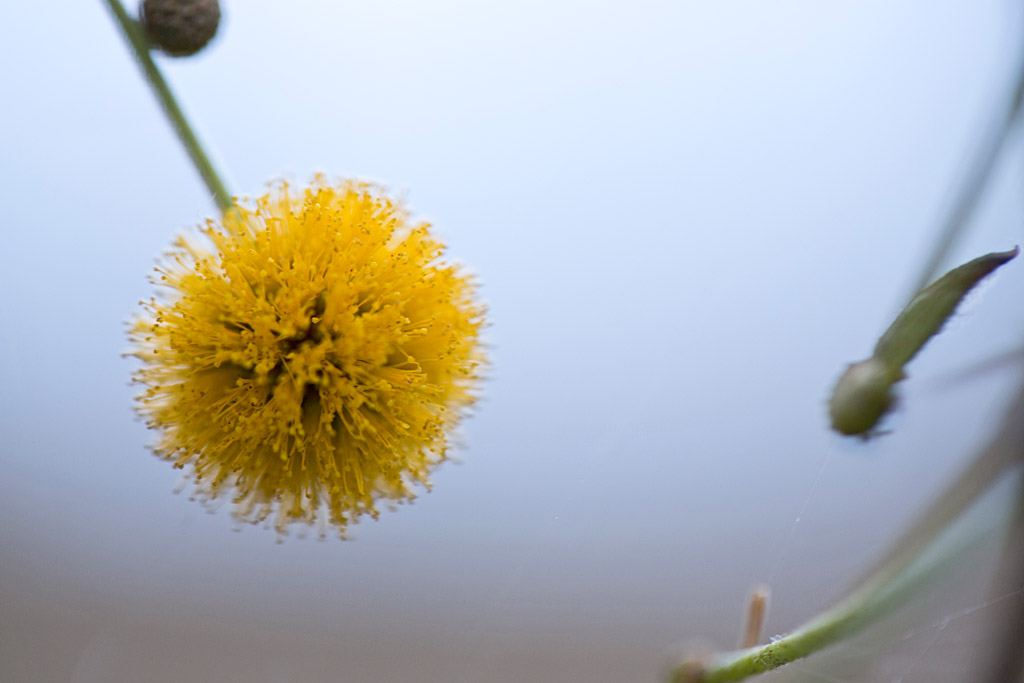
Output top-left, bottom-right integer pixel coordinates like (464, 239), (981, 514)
(907, 51), (1024, 296)
(103, 0), (233, 213)
(849, 384), (1024, 590)
(689, 499), (999, 683)
(670, 385), (1024, 683)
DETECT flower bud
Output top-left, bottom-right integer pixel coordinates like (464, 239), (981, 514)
(829, 247), (1016, 437)
(140, 0), (221, 57)
(828, 358), (900, 437)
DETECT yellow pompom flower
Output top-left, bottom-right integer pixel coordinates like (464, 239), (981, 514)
(130, 178), (486, 536)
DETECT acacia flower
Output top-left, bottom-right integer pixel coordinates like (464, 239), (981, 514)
(130, 178), (486, 536)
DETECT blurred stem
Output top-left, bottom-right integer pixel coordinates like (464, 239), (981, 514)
(908, 52), (1024, 296)
(676, 510), (988, 683)
(981, 472), (1024, 682)
(671, 386), (1024, 683)
(102, 0), (233, 213)
(850, 385), (1024, 591)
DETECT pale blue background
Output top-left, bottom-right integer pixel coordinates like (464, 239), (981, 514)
(1, 1), (1023, 682)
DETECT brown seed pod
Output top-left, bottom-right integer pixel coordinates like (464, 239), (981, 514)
(140, 0), (221, 57)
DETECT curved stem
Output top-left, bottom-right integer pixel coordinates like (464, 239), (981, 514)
(670, 385), (1024, 683)
(849, 385), (1024, 590)
(682, 497), (1001, 683)
(102, 0), (233, 213)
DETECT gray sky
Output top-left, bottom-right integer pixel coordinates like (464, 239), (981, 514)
(2, 2), (1023, 682)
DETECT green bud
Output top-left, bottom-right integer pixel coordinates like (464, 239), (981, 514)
(828, 358), (901, 437)
(829, 247), (1017, 437)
